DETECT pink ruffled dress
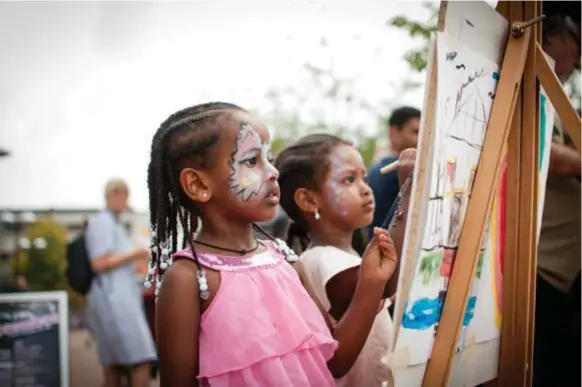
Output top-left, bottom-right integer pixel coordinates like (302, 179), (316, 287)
(172, 239), (339, 386)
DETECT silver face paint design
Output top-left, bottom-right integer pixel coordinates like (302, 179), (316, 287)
(228, 122), (276, 202)
(324, 150), (364, 216)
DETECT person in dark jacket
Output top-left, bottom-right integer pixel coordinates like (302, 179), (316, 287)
(367, 107), (420, 238)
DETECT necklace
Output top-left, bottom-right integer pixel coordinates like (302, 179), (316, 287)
(194, 239), (261, 255)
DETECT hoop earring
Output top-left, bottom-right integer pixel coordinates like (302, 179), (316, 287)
(314, 209), (321, 220)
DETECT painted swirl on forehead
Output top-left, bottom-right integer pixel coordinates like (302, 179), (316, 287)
(228, 122), (273, 202)
(325, 152), (360, 216)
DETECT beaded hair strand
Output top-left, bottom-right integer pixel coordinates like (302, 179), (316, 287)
(144, 102), (243, 298)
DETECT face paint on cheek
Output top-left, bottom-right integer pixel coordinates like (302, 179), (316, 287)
(325, 155), (356, 216)
(228, 122), (265, 202)
(242, 171), (262, 193)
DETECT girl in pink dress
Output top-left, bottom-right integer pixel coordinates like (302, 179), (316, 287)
(146, 102), (399, 387)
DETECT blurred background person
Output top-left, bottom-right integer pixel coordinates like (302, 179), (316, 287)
(85, 179), (156, 387)
(534, 12), (581, 387)
(367, 106), (421, 237)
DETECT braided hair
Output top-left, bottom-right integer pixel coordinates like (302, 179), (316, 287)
(146, 102), (278, 295)
(275, 134), (351, 253)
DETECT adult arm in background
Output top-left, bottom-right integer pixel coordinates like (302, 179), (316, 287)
(85, 213), (149, 272)
(549, 142), (581, 177)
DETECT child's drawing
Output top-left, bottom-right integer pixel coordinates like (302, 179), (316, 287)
(447, 190), (464, 246)
(392, 34), (501, 368)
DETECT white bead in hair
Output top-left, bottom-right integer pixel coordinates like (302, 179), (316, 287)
(154, 274), (163, 297)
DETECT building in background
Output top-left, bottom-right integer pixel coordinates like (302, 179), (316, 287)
(0, 208), (150, 263)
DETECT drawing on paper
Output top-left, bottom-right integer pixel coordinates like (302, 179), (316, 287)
(392, 33), (502, 369)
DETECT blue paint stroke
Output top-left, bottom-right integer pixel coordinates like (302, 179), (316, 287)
(539, 93), (547, 170)
(492, 72), (500, 81)
(402, 297), (442, 330)
(402, 296), (478, 330)
(463, 296), (477, 327)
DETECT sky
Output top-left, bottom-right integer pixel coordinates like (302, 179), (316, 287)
(0, 1), (434, 212)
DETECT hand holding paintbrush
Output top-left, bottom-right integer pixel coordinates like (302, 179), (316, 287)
(326, 150), (417, 321)
(379, 148), (417, 184)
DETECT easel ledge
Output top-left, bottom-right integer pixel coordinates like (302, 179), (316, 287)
(421, 1), (582, 387)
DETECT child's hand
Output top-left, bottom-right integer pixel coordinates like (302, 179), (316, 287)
(360, 227), (398, 285)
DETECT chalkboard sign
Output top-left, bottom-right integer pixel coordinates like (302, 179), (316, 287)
(0, 292), (69, 387)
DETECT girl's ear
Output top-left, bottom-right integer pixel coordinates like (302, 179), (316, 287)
(294, 188), (320, 214)
(179, 168), (213, 203)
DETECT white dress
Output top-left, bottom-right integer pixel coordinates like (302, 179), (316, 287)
(300, 246), (394, 387)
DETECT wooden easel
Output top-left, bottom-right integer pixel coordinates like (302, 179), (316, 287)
(420, 1), (582, 387)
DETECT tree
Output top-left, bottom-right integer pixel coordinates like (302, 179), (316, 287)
(259, 36), (418, 166)
(11, 219), (85, 310)
(388, 2), (438, 73)
(389, 2), (582, 108)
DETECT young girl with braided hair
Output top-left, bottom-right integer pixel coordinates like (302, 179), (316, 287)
(276, 134), (415, 386)
(146, 102), (399, 387)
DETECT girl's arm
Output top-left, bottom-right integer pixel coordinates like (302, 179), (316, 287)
(156, 260), (200, 387)
(295, 262), (385, 378)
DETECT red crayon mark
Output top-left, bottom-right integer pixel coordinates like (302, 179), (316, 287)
(440, 248), (456, 278)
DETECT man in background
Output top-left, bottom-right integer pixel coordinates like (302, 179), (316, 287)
(367, 106), (420, 237)
(534, 13), (581, 387)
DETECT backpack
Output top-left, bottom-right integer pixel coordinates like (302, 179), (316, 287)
(66, 232), (95, 295)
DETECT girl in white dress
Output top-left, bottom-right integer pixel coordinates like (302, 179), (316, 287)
(276, 134), (415, 387)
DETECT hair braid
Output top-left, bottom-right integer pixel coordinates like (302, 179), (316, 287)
(146, 102), (244, 295)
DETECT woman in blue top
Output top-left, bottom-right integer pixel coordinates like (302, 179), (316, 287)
(85, 178), (156, 387)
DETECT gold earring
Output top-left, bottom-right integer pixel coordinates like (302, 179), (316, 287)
(314, 209), (321, 220)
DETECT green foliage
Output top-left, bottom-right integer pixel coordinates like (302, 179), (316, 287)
(262, 36), (386, 166)
(270, 136), (286, 155)
(357, 136), (378, 167)
(388, 2), (438, 73)
(10, 219), (85, 310)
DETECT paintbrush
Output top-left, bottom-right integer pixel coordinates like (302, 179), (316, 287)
(380, 160), (399, 175)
